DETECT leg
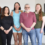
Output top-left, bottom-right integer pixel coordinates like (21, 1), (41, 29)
(0, 36), (2, 45)
(18, 33), (22, 45)
(13, 32), (18, 45)
(7, 30), (12, 45)
(22, 29), (28, 45)
(29, 30), (36, 45)
(35, 28), (43, 45)
(13, 28), (18, 45)
(0, 30), (2, 45)
(0, 31), (6, 45)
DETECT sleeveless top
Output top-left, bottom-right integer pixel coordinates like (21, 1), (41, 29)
(13, 11), (21, 28)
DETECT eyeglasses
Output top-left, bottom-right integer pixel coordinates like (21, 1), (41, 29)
(25, 7), (30, 8)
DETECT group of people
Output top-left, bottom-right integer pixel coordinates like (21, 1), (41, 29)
(0, 2), (45, 45)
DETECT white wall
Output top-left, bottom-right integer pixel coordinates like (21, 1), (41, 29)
(0, 0), (45, 44)
(35, 0), (45, 12)
(0, 0), (35, 12)
(35, 0), (45, 43)
(0, 0), (35, 44)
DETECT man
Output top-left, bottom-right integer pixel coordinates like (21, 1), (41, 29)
(20, 4), (36, 45)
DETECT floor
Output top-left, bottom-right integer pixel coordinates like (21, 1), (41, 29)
(12, 43), (45, 45)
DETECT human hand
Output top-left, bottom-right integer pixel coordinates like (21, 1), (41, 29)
(25, 28), (31, 32)
(40, 30), (43, 33)
(1, 26), (4, 31)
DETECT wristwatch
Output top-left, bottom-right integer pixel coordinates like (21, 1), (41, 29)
(30, 27), (32, 29)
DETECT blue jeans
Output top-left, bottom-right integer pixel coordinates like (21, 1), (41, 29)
(22, 29), (36, 45)
(35, 28), (43, 45)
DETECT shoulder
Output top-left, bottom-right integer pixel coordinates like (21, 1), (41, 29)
(30, 12), (35, 15)
(42, 12), (45, 16)
(20, 12), (24, 15)
(20, 10), (23, 13)
(11, 11), (14, 16)
(42, 16), (45, 21)
(42, 12), (44, 14)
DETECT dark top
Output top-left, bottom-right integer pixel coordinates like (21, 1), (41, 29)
(0, 16), (1, 26)
(0, 15), (13, 30)
(34, 12), (45, 28)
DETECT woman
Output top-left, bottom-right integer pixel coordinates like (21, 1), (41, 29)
(11, 2), (22, 45)
(34, 4), (45, 45)
(0, 16), (2, 45)
(0, 6), (13, 45)
(0, 7), (2, 45)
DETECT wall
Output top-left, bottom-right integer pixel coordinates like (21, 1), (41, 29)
(0, 0), (45, 44)
(0, 0), (35, 44)
(35, 0), (45, 12)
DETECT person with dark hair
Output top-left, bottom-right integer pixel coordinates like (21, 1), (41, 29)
(11, 2), (22, 45)
(0, 16), (2, 45)
(34, 4), (45, 45)
(0, 7), (2, 45)
(0, 6), (13, 45)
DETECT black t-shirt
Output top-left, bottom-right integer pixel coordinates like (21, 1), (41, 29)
(0, 16), (13, 30)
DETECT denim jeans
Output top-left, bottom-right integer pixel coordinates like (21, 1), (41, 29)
(22, 29), (36, 45)
(35, 28), (43, 45)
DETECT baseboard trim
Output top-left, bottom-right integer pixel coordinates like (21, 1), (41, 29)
(11, 42), (45, 45)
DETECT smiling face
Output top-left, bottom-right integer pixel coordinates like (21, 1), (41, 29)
(4, 7), (9, 14)
(35, 4), (42, 21)
(24, 4), (30, 12)
(35, 4), (41, 12)
(14, 3), (20, 10)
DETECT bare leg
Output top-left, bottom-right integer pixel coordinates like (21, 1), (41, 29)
(13, 33), (18, 45)
(18, 33), (22, 45)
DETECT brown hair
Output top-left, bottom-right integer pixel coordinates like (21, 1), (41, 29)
(14, 2), (21, 11)
(0, 7), (1, 14)
(1, 6), (10, 19)
(35, 4), (42, 21)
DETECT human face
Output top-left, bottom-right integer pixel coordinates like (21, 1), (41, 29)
(35, 5), (41, 12)
(4, 7), (9, 14)
(25, 5), (30, 12)
(14, 3), (20, 10)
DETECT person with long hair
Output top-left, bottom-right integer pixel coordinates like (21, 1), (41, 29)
(0, 15), (2, 45)
(34, 4), (45, 45)
(0, 7), (2, 45)
(0, 6), (13, 45)
(11, 2), (22, 45)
